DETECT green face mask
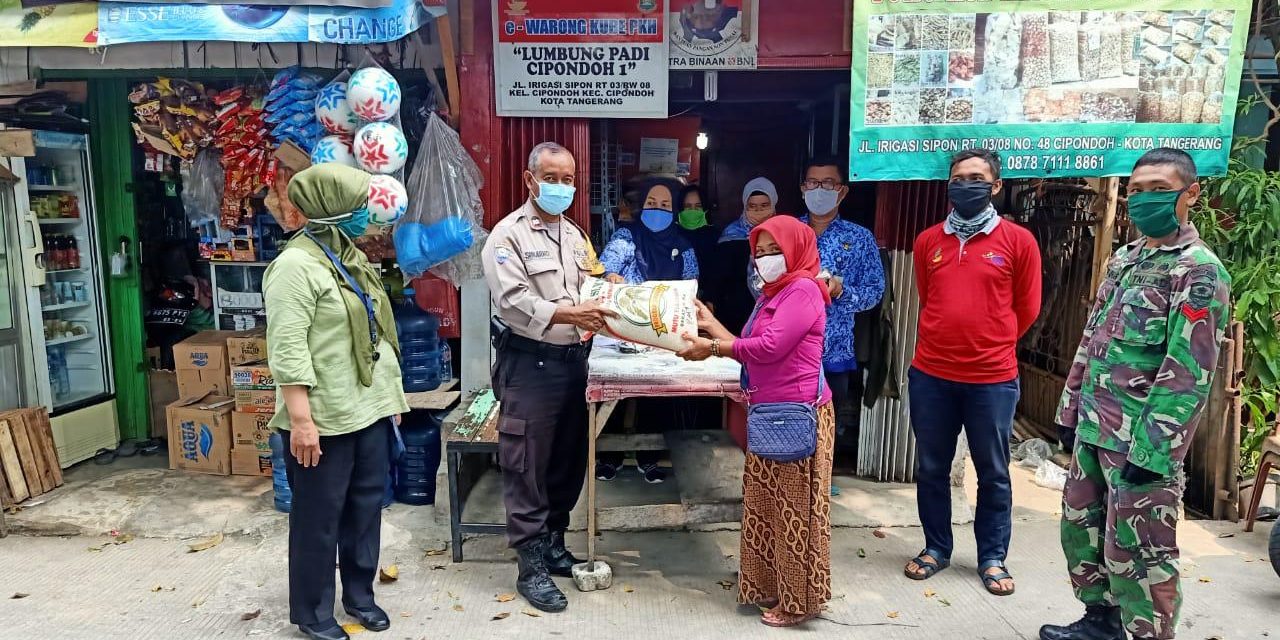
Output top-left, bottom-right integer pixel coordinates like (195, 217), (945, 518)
(677, 208), (708, 230)
(1127, 189), (1185, 239)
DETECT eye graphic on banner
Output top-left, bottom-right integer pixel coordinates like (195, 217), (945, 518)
(848, 3), (1251, 181)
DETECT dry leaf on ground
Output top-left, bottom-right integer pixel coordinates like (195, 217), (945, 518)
(717, 580), (734, 590)
(379, 565), (399, 583)
(857, 548), (866, 558)
(1198, 576), (1212, 583)
(496, 593), (516, 603)
(424, 545), (448, 557)
(522, 608), (542, 618)
(492, 612), (510, 621)
(623, 585), (634, 593)
(873, 530), (887, 539)
(241, 609), (261, 621)
(887, 611), (900, 619)
(938, 598), (952, 607)
(11, 593), (30, 599)
(190, 596), (207, 608)
(188, 532), (224, 553)
(923, 589), (936, 598)
(341, 623), (365, 634)
(452, 604), (464, 612)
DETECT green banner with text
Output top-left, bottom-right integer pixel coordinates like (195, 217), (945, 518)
(848, 1), (1252, 181)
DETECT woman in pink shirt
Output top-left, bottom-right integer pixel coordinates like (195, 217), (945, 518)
(679, 215), (833, 627)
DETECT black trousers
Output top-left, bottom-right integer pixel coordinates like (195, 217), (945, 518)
(493, 347), (589, 548)
(282, 418), (391, 626)
(826, 371), (863, 455)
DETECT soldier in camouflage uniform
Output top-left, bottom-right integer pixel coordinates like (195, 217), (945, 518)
(1041, 149), (1230, 640)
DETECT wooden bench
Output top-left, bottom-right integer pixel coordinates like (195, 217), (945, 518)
(443, 390), (502, 562)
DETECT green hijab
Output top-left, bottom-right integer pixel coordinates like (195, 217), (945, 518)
(285, 164), (398, 387)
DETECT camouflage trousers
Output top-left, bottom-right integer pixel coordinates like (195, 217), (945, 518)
(1060, 443), (1184, 639)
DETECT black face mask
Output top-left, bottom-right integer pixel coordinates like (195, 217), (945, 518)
(948, 180), (994, 219)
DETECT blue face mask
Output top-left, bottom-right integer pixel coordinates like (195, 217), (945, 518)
(336, 206), (370, 238)
(640, 208), (674, 232)
(535, 182), (575, 216)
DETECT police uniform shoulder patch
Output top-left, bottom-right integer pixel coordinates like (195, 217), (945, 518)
(494, 245), (513, 266)
(1181, 263), (1217, 322)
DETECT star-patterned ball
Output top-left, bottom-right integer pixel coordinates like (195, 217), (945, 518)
(346, 67), (401, 122)
(353, 122), (408, 174)
(366, 174), (408, 225)
(315, 81), (360, 135)
(309, 135), (359, 168)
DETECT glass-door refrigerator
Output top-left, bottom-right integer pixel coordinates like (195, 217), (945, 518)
(7, 131), (117, 466)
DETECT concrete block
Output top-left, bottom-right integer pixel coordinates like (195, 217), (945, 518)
(571, 560), (612, 592)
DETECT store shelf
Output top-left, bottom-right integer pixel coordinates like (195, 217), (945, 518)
(37, 218), (83, 225)
(46, 267), (87, 275)
(46, 333), (93, 347)
(43, 301), (91, 313)
(27, 184), (78, 192)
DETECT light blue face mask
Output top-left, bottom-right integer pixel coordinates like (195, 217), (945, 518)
(535, 182), (575, 216)
(640, 208), (674, 232)
(336, 206), (371, 238)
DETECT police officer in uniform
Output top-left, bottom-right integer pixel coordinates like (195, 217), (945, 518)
(481, 142), (612, 613)
(1042, 148), (1230, 640)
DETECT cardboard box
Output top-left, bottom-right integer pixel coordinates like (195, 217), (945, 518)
(176, 368), (230, 399)
(166, 393), (234, 476)
(234, 388), (277, 414)
(148, 370), (179, 439)
(231, 364), (274, 389)
(232, 411), (273, 452)
(173, 331), (238, 372)
(231, 447), (272, 477)
(226, 331), (268, 366)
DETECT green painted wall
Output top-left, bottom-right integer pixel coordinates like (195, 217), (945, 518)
(87, 79), (149, 441)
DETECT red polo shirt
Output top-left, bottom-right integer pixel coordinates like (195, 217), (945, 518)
(911, 217), (1043, 384)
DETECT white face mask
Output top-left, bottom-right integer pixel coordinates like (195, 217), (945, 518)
(755, 254), (787, 284)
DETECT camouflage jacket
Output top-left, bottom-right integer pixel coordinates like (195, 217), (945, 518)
(1056, 223), (1230, 476)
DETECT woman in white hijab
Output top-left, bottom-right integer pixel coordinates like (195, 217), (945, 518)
(709, 176), (779, 334)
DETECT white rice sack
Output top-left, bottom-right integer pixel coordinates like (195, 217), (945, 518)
(580, 276), (699, 352)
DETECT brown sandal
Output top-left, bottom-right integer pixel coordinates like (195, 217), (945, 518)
(761, 608), (819, 628)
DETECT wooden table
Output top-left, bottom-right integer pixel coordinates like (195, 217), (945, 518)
(582, 342), (744, 569)
(442, 389), (501, 562)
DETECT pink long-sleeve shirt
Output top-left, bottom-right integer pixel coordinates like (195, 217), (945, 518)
(732, 278), (832, 406)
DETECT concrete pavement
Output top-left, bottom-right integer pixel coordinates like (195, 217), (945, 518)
(0, 458), (1275, 639)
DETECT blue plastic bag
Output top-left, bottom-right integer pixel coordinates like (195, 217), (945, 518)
(394, 217), (474, 277)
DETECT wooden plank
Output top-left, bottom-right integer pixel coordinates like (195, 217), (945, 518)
(14, 411), (52, 495)
(459, 0), (474, 55)
(24, 409), (61, 489)
(436, 13), (462, 125)
(404, 379), (461, 410)
(1089, 177), (1120, 296)
(478, 409), (499, 444)
(0, 80), (36, 96)
(0, 129), (35, 157)
(42, 81), (88, 103)
(4, 414), (42, 496)
(0, 418), (30, 503)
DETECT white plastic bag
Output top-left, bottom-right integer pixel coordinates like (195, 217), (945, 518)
(1035, 461), (1068, 491)
(580, 277), (698, 352)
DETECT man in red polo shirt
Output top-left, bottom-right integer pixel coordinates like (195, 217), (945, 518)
(902, 149), (1042, 597)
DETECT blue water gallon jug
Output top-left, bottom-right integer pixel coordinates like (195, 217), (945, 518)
(395, 289), (442, 391)
(395, 410), (442, 505)
(270, 431), (292, 513)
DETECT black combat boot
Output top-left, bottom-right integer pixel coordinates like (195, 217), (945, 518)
(544, 530), (583, 577)
(1039, 605), (1126, 640)
(516, 535), (568, 612)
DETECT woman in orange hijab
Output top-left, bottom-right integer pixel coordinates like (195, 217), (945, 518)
(679, 216), (834, 627)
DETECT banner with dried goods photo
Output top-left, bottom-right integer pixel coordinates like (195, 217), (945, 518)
(848, 1), (1252, 181)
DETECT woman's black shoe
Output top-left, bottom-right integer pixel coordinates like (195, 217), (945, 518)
(343, 603), (390, 632)
(297, 620), (349, 640)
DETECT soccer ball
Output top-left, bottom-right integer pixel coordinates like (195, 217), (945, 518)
(366, 174), (408, 225)
(309, 135), (358, 168)
(353, 122), (408, 174)
(346, 67), (401, 122)
(315, 81), (360, 135)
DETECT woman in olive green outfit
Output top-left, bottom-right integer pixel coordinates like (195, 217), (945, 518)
(264, 164), (409, 640)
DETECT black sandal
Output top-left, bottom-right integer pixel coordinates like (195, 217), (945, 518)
(979, 560), (1015, 596)
(904, 549), (949, 580)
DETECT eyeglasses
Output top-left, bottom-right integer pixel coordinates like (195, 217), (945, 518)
(802, 178), (842, 191)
